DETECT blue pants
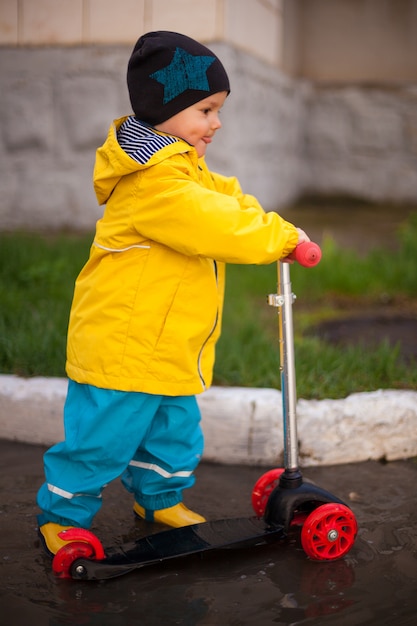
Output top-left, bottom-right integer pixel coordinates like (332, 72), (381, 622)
(37, 380), (204, 528)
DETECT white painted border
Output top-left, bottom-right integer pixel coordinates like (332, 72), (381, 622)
(1, 375), (416, 466)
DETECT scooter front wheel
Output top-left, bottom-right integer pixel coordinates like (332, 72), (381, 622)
(301, 503), (358, 561)
(251, 468), (284, 517)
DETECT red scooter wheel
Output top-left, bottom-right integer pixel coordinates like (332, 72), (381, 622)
(251, 468), (284, 517)
(301, 503), (358, 561)
(52, 528), (105, 579)
(53, 541), (96, 579)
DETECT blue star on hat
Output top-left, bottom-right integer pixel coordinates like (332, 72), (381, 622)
(151, 47), (216, 104)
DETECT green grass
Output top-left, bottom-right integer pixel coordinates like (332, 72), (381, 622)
(0, 233), (92, 377)
(214, 212), (417, 397)
(1, 214), (417, 398)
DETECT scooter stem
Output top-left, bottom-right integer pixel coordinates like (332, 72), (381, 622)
(272, 242), (321, 472)
(277, 261), (299, 471)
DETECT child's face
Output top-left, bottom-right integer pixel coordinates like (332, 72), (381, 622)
(155, 91), (228, 157)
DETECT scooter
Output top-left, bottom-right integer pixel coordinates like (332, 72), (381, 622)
(51, 242), (358, 580)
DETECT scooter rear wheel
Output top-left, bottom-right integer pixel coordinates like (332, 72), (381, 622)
(251, 468), (284, 517)
(52, 528), (105, 578)
(301, 503), (357, 561)
(53, 541), (95, 578)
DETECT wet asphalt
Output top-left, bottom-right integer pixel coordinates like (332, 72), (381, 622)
(1, 439), (416, 625)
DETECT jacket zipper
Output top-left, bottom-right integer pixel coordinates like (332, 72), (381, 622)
(197, 260), (219, 390)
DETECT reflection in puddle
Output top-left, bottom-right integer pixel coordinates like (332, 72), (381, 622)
(3, 523), (417, 625)
(35, 546), (358, 626)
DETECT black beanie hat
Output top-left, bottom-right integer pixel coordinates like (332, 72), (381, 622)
(127, 31), (230, 125)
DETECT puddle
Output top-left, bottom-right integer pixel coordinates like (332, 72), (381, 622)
(1, 441), (416, 625)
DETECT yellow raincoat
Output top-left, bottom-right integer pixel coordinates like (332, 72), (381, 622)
(66, 117), (299, 395)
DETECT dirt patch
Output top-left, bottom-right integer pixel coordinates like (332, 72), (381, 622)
(283, 202), (417, 364)
(310, 314), (417, 363)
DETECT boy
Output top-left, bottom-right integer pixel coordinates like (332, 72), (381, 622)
(37, 31), (309, 555)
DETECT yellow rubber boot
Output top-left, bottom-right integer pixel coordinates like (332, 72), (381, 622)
(133, 502), (206, 527)
(38, 522), (75, 556)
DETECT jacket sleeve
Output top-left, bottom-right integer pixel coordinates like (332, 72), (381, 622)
(131, 155), (299, 264)
(208, 169), (265, 213)
(208, 169), (247, 197)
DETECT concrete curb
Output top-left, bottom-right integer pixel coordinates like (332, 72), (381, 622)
(0, 374), (416, 466)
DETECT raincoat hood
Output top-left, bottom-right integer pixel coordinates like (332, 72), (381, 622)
(93, 116), (195, 206)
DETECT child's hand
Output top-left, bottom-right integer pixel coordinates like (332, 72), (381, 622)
(296, 228), (310, 245)
(282, 228), (311, 263)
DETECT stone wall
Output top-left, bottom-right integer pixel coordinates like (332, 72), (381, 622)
(304, 84), (417, 202)
(0, 43), (308, 231)
(1, 0), (417, 232)
(285, 0), (417, 83)
(1, 43), (416, 233)
(0, 46), (130, 231)
(0, 0), (286, 67)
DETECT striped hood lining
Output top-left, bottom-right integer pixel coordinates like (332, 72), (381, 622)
(117, 116), (180, 165)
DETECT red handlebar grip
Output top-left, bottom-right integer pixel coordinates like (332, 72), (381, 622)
(289, 241), (322, 267)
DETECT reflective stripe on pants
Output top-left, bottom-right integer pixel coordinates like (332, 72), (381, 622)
(37, 380), (203, 528)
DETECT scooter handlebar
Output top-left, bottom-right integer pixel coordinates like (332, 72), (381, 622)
(288, 241), (322, 267)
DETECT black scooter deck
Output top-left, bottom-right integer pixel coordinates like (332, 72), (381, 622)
(68, 517), (285, 580)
